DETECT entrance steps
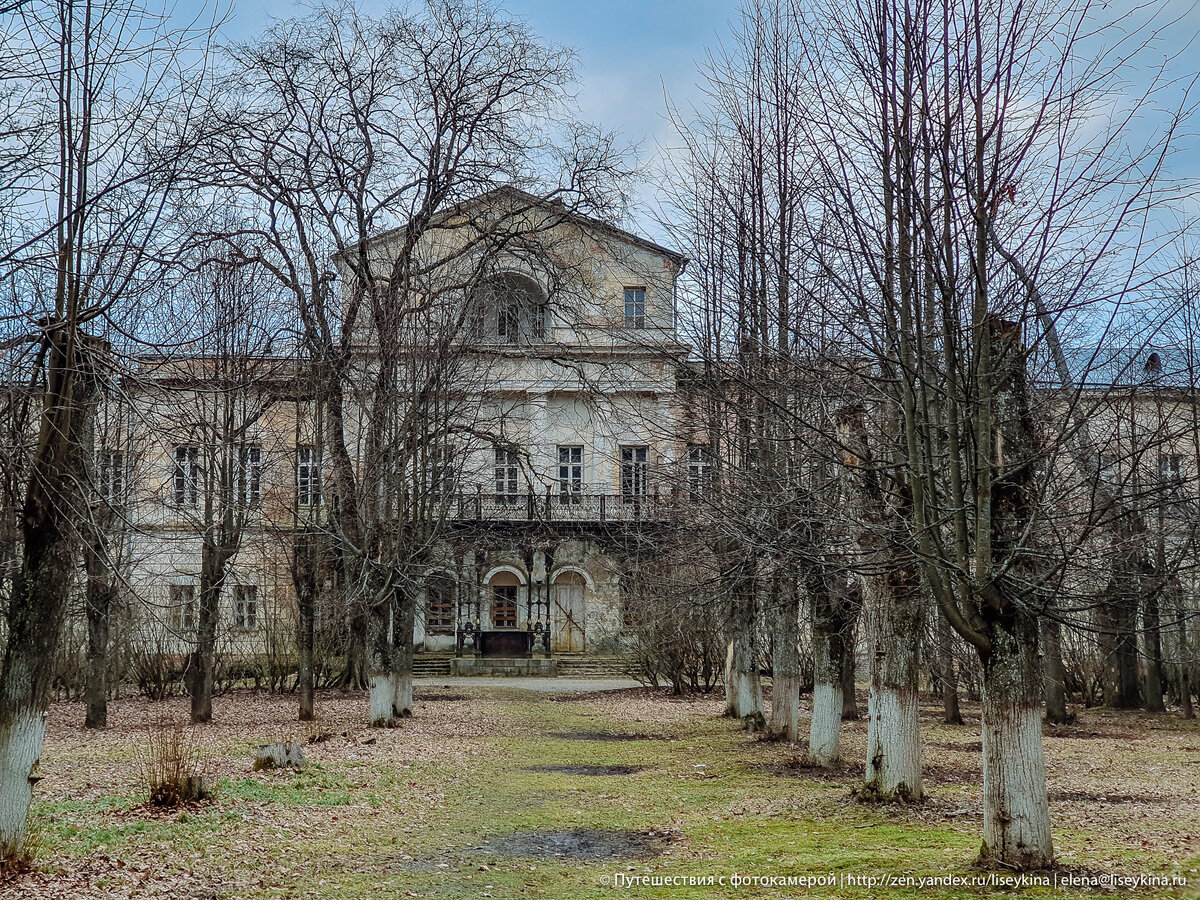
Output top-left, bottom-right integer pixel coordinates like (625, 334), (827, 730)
(554, 656), (630, 678)
(413, 652), (630, 678)
(413, 654), (453, 677)
(450, 657), (558, 677)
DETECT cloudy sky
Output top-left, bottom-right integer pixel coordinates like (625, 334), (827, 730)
(214, 0), (1198, 245)
(213, 0), (734, 241)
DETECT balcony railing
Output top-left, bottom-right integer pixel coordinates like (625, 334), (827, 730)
(443, 486), (672, 523)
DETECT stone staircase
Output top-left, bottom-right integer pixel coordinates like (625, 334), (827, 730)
(412, 652), (631, 678)
(413, 654), (453, 677)
(554, 655), (632, 678)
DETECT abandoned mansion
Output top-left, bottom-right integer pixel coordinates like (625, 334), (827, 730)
(67, 191), (700, 667)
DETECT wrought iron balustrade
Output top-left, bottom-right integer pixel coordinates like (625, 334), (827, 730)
(443, 486), (672, 523)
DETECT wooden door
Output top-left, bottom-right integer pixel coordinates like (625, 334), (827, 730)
(551, 574), (586, 652)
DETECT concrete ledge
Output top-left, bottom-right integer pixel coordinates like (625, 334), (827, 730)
(450, 658), (559, 677)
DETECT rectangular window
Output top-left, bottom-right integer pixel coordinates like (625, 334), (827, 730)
(234, 584), (258, 630)
(173, 446), (199, 507)
(1159, 453), (1185, 495)
(558, 445), (583, 502)
(687, 445), (713, 501)
(491, 584), (518, 628)
(620, 445), (649, 500)
(170, 583), (196, 631)
(238, 445), (262, 507)
(623, 288), (646, 329)
(430, 445), (456, 500)
(530, 304), (548, 341)
(297, 446), (321, 506)
(498, 305), (520, 343)
(99, 449), (125, 503)
(494, 448), (520, 504)
(426, 577), (455, 635)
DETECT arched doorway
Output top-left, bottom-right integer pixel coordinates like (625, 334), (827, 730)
(488, 570), (521, 629)
(551, 570), (587, 652)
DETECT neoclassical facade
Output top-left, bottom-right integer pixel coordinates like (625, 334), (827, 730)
(96, 191), (692, 662)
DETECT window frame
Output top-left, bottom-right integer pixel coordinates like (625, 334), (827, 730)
(557, 445), (584, 503)
(687, 445), (713, 501)
(237, 445), (262, 507)
(498, 304), (520, 343)
(425, 576), (455, 635)
(233, 584), (258, 630)
(173, 446), (199, 507)
(99, 448), (125, 504)
(494, 447), (521, 504)
(620, 445), (649, 500)
(1158, 452), (1185, 497)
(623, 287), (646, 330)
(296, 445), (321, 507)
(170, 583), (196, 631)
(430, 444), (457, 501)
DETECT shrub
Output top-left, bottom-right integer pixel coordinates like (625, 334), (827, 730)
(622, 551), (725, 695)
(137, 714), (213, 807)
(129, 628), (187, 700)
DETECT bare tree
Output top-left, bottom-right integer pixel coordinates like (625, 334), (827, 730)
(202, 0), (631, 725)
(795, 0), (1191, 866)
(0, 0), (215, 855)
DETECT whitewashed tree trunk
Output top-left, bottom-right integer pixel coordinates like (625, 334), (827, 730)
(862, 566), (923, 801)
(392, 585), (416, 718)
(809, 573), (860, 765)
(0, 340), (96, 857)
(980, 620), (1053, 869)
(725, 638), (764, 722)
(809, 629), (844, 765)
(369, 673), (396, 727)
(393, 671), (413, 718)
(770, 674), (800, 742)
(367, 584), (396, 727)
(0, 706), (45, 856)
(723, 552), (763, 724)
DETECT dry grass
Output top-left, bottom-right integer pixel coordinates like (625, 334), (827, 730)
(0, 685), (1195, 899)
(135, 711), (214, 807)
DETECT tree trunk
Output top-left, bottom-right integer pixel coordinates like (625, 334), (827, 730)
(809, 575), (859, 764)
(343, 606), (369, 691)
(367, 586), (396, 727)
(1142, 589), (1165, 713)
(369, 672), (396, 726)
(1040, 614), (1070, 725)
(0, 333), (96, 857)
(974, 315), (1053, 869)
(1173, 586), (1194, 719)
(862, 562), (922, 802)
(809, 621), (844, 765)
(768, 575), (800, 742)
(0, 530), (77, 856)
(979, 613), (1054, 870)
(1098, 565), (1142, 708)
(84, 541), (116, 730)
(841, 632), (860, 720)
(293, 536), (317, 722)
(937, 604), (963, 725)
(190, 544), (227, 725)
(722, 552), (763, 725)
(392, 584), (416, 718)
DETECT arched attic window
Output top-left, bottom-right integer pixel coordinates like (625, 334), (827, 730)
(473, 272), (549, 344)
